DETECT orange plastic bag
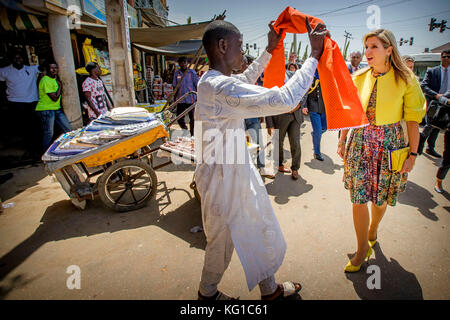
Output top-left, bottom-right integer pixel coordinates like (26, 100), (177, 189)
(263, 7), (368, 130)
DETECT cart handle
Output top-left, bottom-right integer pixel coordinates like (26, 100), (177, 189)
(163, 91), (197, 113)
(165, 91), (198, 129)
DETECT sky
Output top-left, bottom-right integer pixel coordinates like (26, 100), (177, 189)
(167, 0), (450, 60)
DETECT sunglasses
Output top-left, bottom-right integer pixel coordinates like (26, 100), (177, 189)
(442, 56), (450, 59)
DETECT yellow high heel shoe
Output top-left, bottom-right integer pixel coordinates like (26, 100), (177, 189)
(368, 232), (378, 248)
(344, 247), (373, 273)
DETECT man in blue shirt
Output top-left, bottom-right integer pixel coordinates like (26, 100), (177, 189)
(172, 56), (199, 136)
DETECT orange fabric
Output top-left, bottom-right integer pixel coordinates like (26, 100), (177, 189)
(263, 7), (368, 130)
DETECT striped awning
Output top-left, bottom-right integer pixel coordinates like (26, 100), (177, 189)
(0, 7), (46, 31)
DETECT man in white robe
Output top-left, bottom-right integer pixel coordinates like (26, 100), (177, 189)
(194, 19), (327, 300)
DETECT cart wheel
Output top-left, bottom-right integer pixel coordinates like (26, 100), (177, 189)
(189, 181), (201, 203)
(98, 159), (158, 212)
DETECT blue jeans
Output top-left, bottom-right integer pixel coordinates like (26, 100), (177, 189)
(244, 118), (265, 168)
(309, 112), (327, 155)
(37, 109), (72, 151)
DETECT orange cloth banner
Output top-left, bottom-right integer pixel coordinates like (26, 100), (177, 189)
(263, 7), (368, 130)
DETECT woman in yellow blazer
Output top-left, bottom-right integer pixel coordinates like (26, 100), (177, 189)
(337, 29), (426, 272)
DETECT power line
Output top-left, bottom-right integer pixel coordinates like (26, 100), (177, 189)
(315, 0), (375, 17)
(328, 9), (450, 28)
(321, 0), (411, 18)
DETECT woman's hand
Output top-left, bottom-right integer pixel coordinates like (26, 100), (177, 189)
(399, 156), (416, 174)
(301, 107), (308, 115)
(337, 144), (345, 159)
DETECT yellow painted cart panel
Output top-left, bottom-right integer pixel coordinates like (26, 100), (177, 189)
(78, 125), (169, 167)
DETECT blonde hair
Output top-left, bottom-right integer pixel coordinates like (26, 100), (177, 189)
(363, 29), (412, 84)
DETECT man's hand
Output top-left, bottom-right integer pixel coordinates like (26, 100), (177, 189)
(302, 107), (308, 115)
(436, 94), (443, 100)
(267, 127), (274, 136)
(266, 23), (283, 54)
(306, 18), (329, 60)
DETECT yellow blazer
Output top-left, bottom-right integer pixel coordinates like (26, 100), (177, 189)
(352, 67), (426, 125)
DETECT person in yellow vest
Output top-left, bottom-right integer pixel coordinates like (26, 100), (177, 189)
(35, 62), (72, 152)
(337, 29), (425, 272)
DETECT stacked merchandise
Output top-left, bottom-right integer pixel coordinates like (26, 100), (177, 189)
(163, 83), (173, 100)
(146, 66), (154, 88)
(133, 64), (147, 91)
(42, 108), (164, 162)
(159, 137), (195, 163)
(152, 75), (163, 100)
(136, 100), (166, 113)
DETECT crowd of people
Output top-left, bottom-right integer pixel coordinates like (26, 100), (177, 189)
(0, 52), (116, 158)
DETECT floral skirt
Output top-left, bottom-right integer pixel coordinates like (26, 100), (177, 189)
(343, 122), (408, 206)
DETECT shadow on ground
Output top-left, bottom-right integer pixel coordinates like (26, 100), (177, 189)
(345, 242), (423, 300)
(265, 174), (313, 205)
(0, 164), (47, 202)
(397, 181), (439, 221)
(0, 180), (204, 293)
(303, 154), (343, 175)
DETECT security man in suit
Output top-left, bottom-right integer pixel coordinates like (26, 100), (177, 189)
(418, 50), (450, 157)
(266, 63), (304, 180)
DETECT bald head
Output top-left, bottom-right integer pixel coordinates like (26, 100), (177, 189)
(350, 51), (362, 67)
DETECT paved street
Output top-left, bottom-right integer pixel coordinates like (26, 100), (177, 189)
(0, 118), (448, 300)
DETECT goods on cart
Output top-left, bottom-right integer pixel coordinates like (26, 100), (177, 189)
(42, 107), (163, 163)
(159, 136), (195, 163)
(136, 100), (166, 113)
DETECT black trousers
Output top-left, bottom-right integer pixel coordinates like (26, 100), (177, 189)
(422, 102), (440, 150)
(275, 114), (301, 171)
(176, 103), (195, 136)
(6, 101), (42, 157)
(437, 130), (449, 180)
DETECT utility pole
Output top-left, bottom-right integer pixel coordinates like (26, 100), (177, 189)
(293, 34), (297, 55)
(343, 31), (352, 60)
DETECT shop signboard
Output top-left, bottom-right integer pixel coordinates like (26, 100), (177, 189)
(46, 0), (68, 9)
(123, 0), (131, 51)
(81, 0), (106, 24)
(45, 0), (81, 10)
(127, 4), (138, 28)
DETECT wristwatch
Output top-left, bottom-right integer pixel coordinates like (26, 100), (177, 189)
(409, 152), (418, 157)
